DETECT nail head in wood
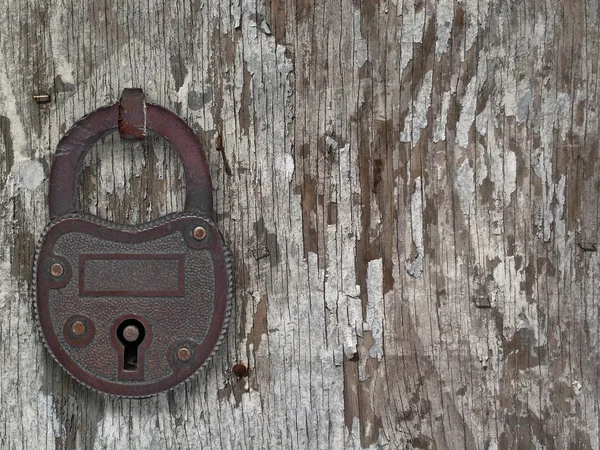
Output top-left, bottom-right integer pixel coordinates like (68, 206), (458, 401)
(232, 363), (249, 378)
(33, 94), (51, 104)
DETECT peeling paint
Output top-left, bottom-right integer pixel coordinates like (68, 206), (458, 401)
(456, 158), (474, 215)
(0, 64), (27, 161)
(434, 91), (450, 143)
(353, 10), (368, 68)
(0, 0), (598, 448)
(456, 74), (478, 149)
(406, 177), (424, 278)
(435, 2), (454, 58)
(400, 71), (433, 145)
(12, 160), (44, 191)
(475, 99), (490, 136)
(556, 92), (572, 142)
(49, 10), (75, 85)
(516, 79), (532, 123)
(365, 259), (384, 360)
(39, 393), (65, 440)
(280, 153), (295, 182)
(326, 141), (363, 360)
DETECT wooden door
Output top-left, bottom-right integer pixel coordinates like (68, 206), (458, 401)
(0, 1), (598, 448)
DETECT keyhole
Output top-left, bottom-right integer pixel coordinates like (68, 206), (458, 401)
(117, 319), (145, 371)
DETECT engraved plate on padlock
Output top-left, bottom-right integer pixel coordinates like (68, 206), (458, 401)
(32, 90), (232, 398)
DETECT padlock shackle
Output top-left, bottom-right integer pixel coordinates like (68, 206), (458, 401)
(48, 103), (214, 219)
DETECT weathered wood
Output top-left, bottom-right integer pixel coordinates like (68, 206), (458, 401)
(1, 0), (599, 448)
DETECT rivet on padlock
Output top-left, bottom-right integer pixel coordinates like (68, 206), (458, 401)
(32, 89), (232, 397)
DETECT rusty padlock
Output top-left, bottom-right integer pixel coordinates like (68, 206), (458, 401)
(32, 89), (232, 397)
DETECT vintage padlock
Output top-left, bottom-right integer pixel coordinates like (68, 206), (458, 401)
(32, 89), (232, 397)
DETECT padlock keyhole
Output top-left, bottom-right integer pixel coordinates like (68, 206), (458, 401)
(116, 319), (145, 371)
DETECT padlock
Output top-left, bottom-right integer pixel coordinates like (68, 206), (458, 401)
(32, 89), (232, 397)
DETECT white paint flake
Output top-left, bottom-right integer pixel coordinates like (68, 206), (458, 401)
(456, 75), (478, 149)
(12, 160), (45, 191)
(406, 177), (424, 278)
(0, 62), (27, 161)
(476, 100), (490, 136)
(516, 79), (532, 123)
(556, 92), (572, 141)
(353, 10), (368, 68)
(365, 259), (384, 360)
(49, 10), (75, 85)
(456, 158), (475, 215)
(39, 393), (65, 440)
(400, 70), (433, 145)
(435, 2), (454, 58)
(434, 91), (451, 143)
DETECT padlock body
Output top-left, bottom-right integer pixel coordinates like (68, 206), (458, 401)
(33, 213), (231, 397)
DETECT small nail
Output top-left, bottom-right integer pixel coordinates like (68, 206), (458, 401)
(33, 94), (51, 104)
(474, 296), (492, 308)
(232, 363), (249, 378)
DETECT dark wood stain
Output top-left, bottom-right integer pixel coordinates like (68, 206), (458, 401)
(297, 173), (319, 257)
(0, 116), (14, 192)
(239, 63), (252, 136)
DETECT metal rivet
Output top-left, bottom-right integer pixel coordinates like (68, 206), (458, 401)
(177, 346), (191, 362)
(50, 263), (64, 277)
(232, 363), (249, 378)
(71, 321), (85, 335)
(122, 325), (140, 342)
(193, 226), (206, 241)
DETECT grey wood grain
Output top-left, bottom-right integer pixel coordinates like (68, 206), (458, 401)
(0, 0), (598, 448)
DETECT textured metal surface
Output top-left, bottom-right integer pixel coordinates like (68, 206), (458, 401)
(79, 254), (185, 297)
(34, 89), (232, 397)
(34, 213), (231, 397)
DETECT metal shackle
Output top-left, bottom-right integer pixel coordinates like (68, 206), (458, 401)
(48, 88), (213, 219)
